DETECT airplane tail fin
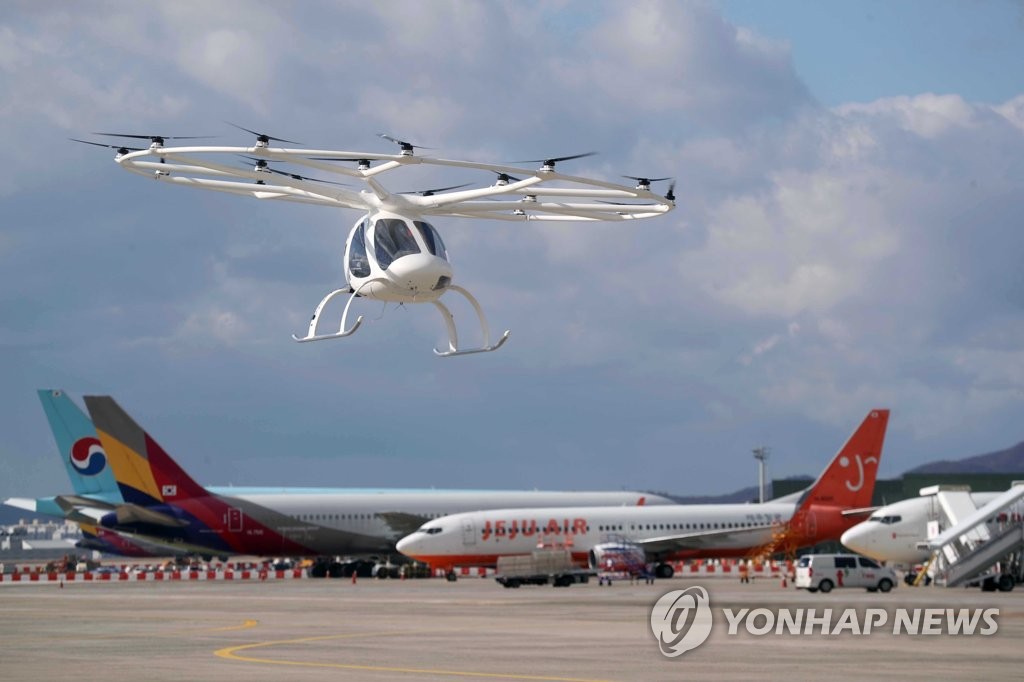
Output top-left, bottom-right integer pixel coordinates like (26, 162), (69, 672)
(83, 396), (210, 507)
(38, 389), (122, 501)
(795, 409), (889, 513)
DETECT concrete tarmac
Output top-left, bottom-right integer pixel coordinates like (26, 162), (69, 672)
(1, 576), (1021, 680)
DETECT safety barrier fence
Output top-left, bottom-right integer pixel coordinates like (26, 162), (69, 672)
(0, 568), (305, 582)
(432, 559), (797, 579)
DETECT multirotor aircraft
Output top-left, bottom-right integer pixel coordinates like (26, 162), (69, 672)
(78, 128), (675, 356)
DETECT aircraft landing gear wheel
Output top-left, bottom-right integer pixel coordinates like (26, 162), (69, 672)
(998, 574), (1015, 592)
(445, 571), (458, 582)
(654, 564), (674, 579)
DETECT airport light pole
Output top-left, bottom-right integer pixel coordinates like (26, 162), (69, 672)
(752, 446), (770, 504)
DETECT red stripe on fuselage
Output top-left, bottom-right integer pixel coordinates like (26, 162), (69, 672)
(408, 551), (591, 571)
(142, 433), (312, 555)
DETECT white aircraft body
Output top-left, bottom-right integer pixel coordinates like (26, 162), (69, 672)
(9, 392), (672, 564)
(398, 410), (889, 578)
(840, 491), (1004, 564)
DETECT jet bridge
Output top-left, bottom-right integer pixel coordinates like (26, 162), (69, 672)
(920, 484), (1024, 590)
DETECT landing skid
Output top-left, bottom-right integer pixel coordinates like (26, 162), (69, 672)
(292, 283), (510, 356)
(291, 284), (369, 343)
(432, 285), (511, 357)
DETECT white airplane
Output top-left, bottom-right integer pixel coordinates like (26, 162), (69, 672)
(840, 491), (1004, 565)
(55, 394), (671, 572)
(16, 391), (675, 565)
(397, 410), (889, 578)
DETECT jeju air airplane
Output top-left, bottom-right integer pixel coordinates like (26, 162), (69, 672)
(74, 394), (669, 572)
(397, 409), (889, 579)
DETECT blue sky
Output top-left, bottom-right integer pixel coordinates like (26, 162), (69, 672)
(1, 1), (1023, 506)
(721, 0), (1024, 106)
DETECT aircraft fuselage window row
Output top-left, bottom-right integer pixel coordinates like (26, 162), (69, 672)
(596, 521), (762, 532)
(481, 519), (767, 537)
(291, 512), (451, 522)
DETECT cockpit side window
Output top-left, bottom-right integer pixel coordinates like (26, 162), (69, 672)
(348, 220), (371, 278)
(373, 219), (421, 269)
(414, 221), (448, 261)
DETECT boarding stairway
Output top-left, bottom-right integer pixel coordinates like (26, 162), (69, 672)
(920, 484), (1024, 589)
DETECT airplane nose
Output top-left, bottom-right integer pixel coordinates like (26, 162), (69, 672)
(840, 524), (871, 554)
(386, 254), (453, 293)
(396, 534), (420, 557)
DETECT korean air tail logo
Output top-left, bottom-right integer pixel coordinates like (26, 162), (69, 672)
(650, 586), (713, 657)
(69, 437), (107, 476)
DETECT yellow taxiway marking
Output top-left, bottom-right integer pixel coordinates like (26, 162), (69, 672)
(215, 630), (612, 682)
(205, 618), (259, 632)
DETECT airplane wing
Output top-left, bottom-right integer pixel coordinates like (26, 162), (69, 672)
(841, 506), (879, 517)
(88, 528), (218, 557)
(110, 503), (190, 528)
(5, 494), (118, 524)
(376, 511), (431, 537)
(4, 497), (44, 513)
(637, 524), (777, 554)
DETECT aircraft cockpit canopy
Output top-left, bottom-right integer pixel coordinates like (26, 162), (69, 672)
(348, 217), (448, 278)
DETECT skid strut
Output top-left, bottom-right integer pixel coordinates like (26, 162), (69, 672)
(432, 285), (510, 357)
(292, 282), (509, 356)
(292, 283), (371, 343)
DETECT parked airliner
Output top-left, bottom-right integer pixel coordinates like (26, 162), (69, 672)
(397, 410), (889, 578)
(840, 491), (1004, 565)
(62, 394), (669, 570)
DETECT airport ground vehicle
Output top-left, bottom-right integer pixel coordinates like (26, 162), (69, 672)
(493, 549), (595, 588)
(795, 553), (896, 593)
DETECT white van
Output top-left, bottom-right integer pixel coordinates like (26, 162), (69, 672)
(795, 553), (896, 593)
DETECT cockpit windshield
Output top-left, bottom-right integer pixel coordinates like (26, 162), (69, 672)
(373, 219), (421, 269)
(348, 220), (371, 278)
(414, 221), (448, 261)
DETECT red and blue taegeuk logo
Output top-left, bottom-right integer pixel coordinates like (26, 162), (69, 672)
(70, 437), (107, 476)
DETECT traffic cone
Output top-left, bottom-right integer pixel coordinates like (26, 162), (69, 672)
(351, 571), (357, 584)
(780, 574), (787, 588)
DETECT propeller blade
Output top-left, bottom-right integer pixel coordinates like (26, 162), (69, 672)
(70, 138), (144, 153)
(93, 132), (216, 143)
(226, 121), (301, 145)
(377, 133), (434, 151)
(624, 175), (672, 184)
(400, 182), (474, 196)
(308, 156), (373, 163)
(238, 157), (347, 185)
(493, 171), (523, 184)
(509, 152), (598, 166)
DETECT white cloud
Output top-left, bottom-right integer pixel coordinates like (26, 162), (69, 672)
(838, 93), (978, 138)
(2, 1), (1023, 499)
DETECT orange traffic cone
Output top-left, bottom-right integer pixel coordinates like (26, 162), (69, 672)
(780, 574), (787, 588)
(351, 571), (357, 584)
